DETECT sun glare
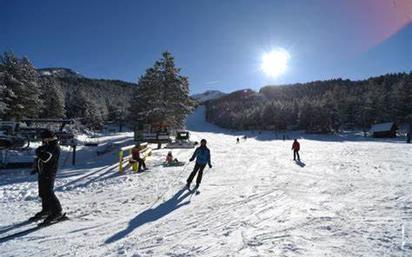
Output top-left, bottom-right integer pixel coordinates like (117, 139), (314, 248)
(261, 48), (290, 77)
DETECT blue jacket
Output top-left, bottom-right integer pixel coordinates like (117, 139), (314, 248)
(190, 146), (211, 166)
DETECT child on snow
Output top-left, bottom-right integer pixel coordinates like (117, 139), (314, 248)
(165, 151), (179, 164)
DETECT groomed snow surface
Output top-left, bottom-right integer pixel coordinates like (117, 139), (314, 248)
(1, 106), (411, 257)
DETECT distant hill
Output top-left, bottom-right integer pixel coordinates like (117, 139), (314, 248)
(191, 90), (226, 103)
(38, 69), (137, 125)
(37, 67), (84, 79)
(206, 73), (412, 132)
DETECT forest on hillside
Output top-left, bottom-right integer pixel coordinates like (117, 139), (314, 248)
(0, 51), (193, 130)
(0, 52), (135, 129)
(206, 73), (412, 133)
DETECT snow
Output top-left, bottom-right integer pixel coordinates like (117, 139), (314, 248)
(191, 90), (226, 103)
(1, 107), (412, 256)
(40, 71), (52, 76)
(37, 68), (84, 79)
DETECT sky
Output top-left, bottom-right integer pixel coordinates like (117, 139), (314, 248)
(1, 0), (411, 94)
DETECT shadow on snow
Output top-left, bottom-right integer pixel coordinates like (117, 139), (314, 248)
(105, 188), (191, 244)
(294, 160), (306, 167)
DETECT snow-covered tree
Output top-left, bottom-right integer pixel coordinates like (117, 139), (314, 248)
(0, 84), (9, 115)
(129, 51), (194, 128)
(0, 52), (43, 120)
(66, 91), (103, 129)
(39, 78), (65, 118)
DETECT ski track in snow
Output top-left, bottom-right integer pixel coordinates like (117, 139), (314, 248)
(0, 106), (411, 257)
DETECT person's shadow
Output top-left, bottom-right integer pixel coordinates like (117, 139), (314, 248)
(295, 160), (306, 167)
(105, 188), (191, 244)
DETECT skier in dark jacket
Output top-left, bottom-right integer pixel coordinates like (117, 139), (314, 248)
(30, 130), (63, 223)
(292, 139), (301, 161)
(130, 144), (147, 172)
(186, 139), (212, 189)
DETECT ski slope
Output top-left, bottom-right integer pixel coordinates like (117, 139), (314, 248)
(0, 106), (411, 257)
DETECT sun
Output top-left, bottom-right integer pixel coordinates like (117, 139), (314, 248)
(261, 48), (290, 77)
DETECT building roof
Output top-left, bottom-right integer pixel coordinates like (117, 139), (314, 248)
(369, 122), (396, 133)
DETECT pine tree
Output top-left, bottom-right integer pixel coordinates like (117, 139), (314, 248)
(66, 91), (103, 129)
(129, 65), (163, 126)
(392, 74), (412, 123)
(160, 52), (194, 128)
(0, 52), (43, 120)
(129, 52), (194, 129)
(39, 78), (65, 118)
(0, 83), (10, 116)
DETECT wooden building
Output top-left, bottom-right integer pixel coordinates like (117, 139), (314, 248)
(369, 122), (398, 138)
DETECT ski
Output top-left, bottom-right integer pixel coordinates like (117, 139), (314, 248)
(188, 185), (200, 195)
(38, 213), (69, 227)
(0, 226), (42, 243)
(0, 214), (68, 243)
(0, 220), (34, 235)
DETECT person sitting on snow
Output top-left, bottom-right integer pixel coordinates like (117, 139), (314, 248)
(130, 144), (147, 172)
(165, 151), (179, 164)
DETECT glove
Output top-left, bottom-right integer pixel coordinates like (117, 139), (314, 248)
(35, 145), (46, 156)
(208, 164), (212, 168)
(189, 158), (194, 162)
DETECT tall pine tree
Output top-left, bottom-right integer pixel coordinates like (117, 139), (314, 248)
(129, 52), (193, 129)
(0, 52), (42, 120)
(66, 91), (103, 129)
(39, 78), (65, 118)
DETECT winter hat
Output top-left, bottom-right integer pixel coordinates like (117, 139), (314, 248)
(40, 130), (56, 140)
(200, 139), (207, 144)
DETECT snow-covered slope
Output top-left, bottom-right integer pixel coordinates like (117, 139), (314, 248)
(0, 108), (411, 257)
(191, 90), (226, 103)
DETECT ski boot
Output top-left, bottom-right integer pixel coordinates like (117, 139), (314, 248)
(28, 210), (49, 222)
(39, 212), (66, 226)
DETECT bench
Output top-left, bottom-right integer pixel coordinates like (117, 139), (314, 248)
(119, 142), (152, 174)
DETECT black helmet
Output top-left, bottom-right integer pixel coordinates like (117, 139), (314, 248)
(200, 139), (207, 144)
(40, 129), (56, 139)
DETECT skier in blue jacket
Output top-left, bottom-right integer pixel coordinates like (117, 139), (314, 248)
(186, 139), (212, 189)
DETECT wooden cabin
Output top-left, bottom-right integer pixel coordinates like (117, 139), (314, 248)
(369, 122), (398, 138)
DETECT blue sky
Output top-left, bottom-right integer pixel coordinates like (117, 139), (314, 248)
(1, 0), (411, 94)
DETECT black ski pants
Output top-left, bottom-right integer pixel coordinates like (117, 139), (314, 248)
(137, 158), (146, 171)
(131, 158), (146, 172)
(187, 163), (206, 186)
(38, 175), (62, 215)
(293, 150), (300, 161)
